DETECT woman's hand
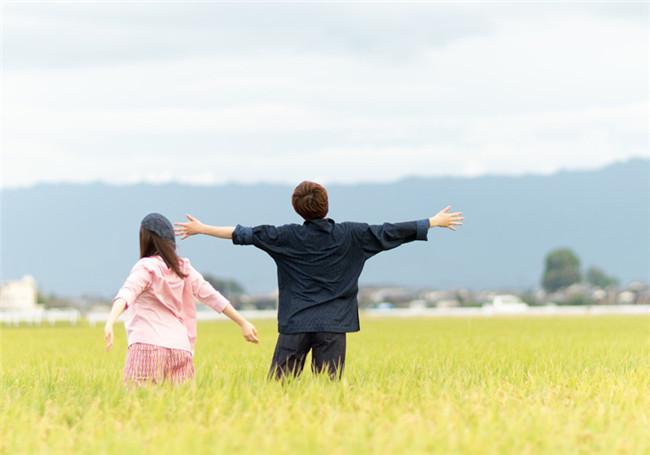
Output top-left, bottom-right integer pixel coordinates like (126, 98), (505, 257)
(174, 214), (205, 240)
(222, 303), (259, 343)
(429, 206), (464, 231)
(241, 321), (259, 344)
(104, 323), (114, 351)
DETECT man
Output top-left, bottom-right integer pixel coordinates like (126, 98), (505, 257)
(175, 181), (463, 379)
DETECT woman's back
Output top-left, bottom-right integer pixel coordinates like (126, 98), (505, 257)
(116, 255), (229, 353)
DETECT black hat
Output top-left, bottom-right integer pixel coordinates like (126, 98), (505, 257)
(141, 213), (175, 245)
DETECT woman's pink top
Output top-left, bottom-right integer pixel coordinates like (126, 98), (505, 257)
(113, 255), (229, 354)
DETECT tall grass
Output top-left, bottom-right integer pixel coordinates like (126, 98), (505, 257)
(1, 316), (648, 454)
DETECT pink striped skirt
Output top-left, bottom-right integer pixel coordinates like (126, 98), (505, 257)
(124, 343), (194, 385)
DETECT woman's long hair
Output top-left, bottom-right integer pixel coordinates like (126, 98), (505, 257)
(140, 228), (187, 278)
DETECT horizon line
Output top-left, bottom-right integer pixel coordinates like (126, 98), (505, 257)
(2, 156), (648, 190)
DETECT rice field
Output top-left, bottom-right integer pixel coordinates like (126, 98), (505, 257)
(1, 316), (649, 454)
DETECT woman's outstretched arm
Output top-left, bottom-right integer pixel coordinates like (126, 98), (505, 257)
(104, 298), (127, 351)
(222, 303), (259, 344)
(104, 261), (153, 351)
(174, 215), (234, 240)
(188, 265), (259, 344)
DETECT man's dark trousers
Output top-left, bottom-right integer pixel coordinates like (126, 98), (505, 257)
(269, 332), (346, 380)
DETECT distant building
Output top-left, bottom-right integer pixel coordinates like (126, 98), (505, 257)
(435, 299), (460, 309)
(617, 291), (636, 305)
(360, 286), (420, 307)
(239, 290), (278, 310)
(483, 294), (529, 312)
(0, 276), (39, 310)
(408, 299), (428, 310)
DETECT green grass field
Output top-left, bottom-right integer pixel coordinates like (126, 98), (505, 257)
(1, 316), (649, 454)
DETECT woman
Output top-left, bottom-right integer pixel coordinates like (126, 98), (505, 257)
(104, 213), (258, 385)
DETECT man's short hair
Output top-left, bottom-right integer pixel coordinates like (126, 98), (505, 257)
(292, 181), (329, 221)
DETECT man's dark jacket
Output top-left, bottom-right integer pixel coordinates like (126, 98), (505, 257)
(232, 218), (429, 334)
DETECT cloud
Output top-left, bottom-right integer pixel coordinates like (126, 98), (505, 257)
(2, 3), (491, 69)
(5, 3), (646, 69)
(1, 3), (648, 187)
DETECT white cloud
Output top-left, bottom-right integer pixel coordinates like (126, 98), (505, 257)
(1, 3), (648, 187)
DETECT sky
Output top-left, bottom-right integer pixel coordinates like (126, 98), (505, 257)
(1, 2), (648, 187)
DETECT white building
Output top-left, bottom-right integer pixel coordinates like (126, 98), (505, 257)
(0, 275), (39, 310)
(482, 294), (529, 313)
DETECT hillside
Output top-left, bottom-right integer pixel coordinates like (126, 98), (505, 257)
(2, 159), (648, 296)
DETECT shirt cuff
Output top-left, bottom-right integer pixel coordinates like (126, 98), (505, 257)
(232, 225), (254, 245)
(415, 219), (429, 241)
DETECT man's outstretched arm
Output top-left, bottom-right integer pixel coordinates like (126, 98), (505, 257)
(356, 206), (463, 258)
(174, 216), (284, 255)
(174, 215), (234, 240)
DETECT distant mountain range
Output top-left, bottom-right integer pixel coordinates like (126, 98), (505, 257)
(2, 159), (649, 297)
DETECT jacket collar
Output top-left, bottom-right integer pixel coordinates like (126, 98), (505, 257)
(304, 218), (335, 231)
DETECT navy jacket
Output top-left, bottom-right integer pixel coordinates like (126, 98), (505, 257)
(232, 218), (429, 334)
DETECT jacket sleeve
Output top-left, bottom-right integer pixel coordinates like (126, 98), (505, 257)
(351, 219), (429, 259)
(232, 224), (288, 256)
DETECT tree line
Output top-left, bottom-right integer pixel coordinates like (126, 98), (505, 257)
(542, 248), (618, 293)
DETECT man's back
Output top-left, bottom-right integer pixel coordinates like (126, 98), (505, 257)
(232, 218), (429, 333)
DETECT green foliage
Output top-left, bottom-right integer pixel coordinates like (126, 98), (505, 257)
(562, 294), (595, 306)
(586, 266), (619, 289)
(520, 291), (542, 306)
(38, 292), (77, 309)
(1, 317), (649, 454)
(542, 248), (581, 293)
(203, 274), (246, 297)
